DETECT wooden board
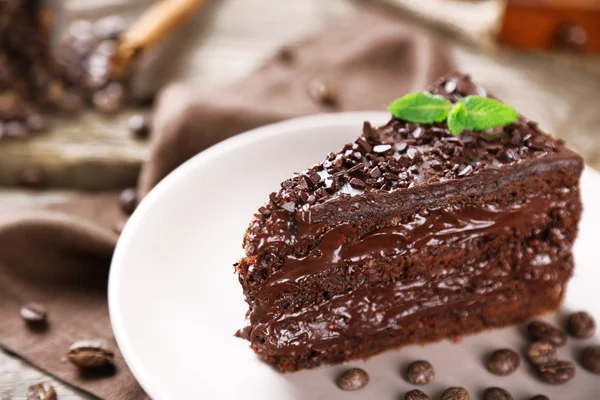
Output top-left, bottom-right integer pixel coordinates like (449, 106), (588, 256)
(0, 110), (148, 190)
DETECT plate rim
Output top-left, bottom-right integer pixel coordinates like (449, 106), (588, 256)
(108, 111), (391, 398)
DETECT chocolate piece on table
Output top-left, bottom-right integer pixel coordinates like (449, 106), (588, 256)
(235, 73), (583, 372)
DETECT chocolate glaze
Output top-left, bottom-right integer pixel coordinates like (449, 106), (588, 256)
(242, 192), (575, 355)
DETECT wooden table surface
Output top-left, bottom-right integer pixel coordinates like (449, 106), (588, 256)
(2, 0), (600, 398)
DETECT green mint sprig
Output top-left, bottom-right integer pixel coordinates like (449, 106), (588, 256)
(388, 91), (518, 136)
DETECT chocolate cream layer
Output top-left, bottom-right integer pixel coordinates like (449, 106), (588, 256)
(244, 189), (577, 355)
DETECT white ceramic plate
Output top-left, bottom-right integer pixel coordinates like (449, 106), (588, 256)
(109, 112), (600, 400)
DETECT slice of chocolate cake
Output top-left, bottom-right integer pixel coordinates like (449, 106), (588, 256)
(235, 73), (584, 372)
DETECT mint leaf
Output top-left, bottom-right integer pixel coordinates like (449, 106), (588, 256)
(388, 91), (452, 124)
(447, 102), (467, 136)
(458, 96), (519, 131)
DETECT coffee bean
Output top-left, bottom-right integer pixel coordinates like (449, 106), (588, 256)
(25, 114), (47, 132)
(276, 46), (295, 63)
(527, 341), (557, 365)
(405, 389), (429, 400)
(5, 121), (27, 138)
(67, 340), (115, 369)
(538, 360), (575, 384)
(119, 188), (137, 214)
(440, 387), (469, 400)
(308, 78), (338, 106)
(530, 396), (550, 400)
(528, 321), (567, 347)
(483, 387), (513, 400)
(92, 82), (124, 114)
(486, 349), (520, 376)
(405, 360), (434, 385)
(566, 311), (596, 338)
(128, 114), (150, 139)
(337, 368), (369, 390)
(27, 383), (56, 400)
(20, 302), (47, 324)
(580, 345), (600, 374)
(18, 167), (45, 189)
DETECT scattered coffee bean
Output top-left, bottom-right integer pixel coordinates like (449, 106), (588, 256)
(440, 387), (469, 400)
(308, 78), (338, 106)
(67, 340), (115, 369)
(486, 349), (520, 376)
(405, 360), (434, 385)
(26, 114), (47, 133)
(92, 82), (124, 114)
(20, 302), (47, 324)
(405, 389), (429, 400)
(128, 114), (150, 139)
(580, 345), (600, 374)
(5, 121), (27, 138)
(119, 188), (137, 215)
(528, 321), (567, 347)
(530, 396), (550, 400)
(483, 387), (513, 400)
(566, 311), (596, 338)
(538, 360), (575, 384)
(337, 368), (369, 391)
(276, 46), (295, 63)
(18, 167), (45, 189)
(27, 383), (56, 400)
(527, 341), (557, 365)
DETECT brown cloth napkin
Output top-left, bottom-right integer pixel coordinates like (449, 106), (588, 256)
(0, 12), (451, 399)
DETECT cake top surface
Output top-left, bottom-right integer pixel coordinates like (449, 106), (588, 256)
(256, 72), (575, 218)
